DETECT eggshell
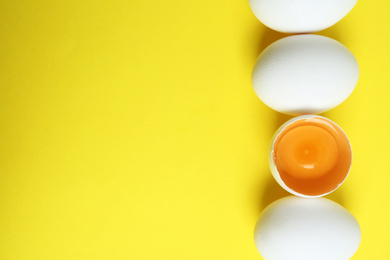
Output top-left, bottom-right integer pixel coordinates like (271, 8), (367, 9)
(252, 34), (359, 115)
(248, 0), (358, 33)
(269, 115), (352, 198)
(254, 196), (361, 260)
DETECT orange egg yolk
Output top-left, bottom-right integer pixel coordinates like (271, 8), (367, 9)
(273, 117), (352, 196)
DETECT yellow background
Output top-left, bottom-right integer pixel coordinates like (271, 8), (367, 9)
(0, 1), (388, 259)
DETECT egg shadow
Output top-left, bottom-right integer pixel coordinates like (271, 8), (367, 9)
(317, 26), (343, 42)
(273, 113), (293, 134)
(250, 23), (344, 59)
(259, 176), (291, 213)
(325, 189), (346, 207)
(255, 173), (347, 218)
(253, 26), (289, 58)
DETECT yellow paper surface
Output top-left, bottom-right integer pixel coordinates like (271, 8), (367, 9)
(0, 1), (388, 259)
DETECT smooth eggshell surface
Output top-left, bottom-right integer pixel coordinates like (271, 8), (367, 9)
(254, 196), (361, 260)
(252, 34), (359, 115)
(248, 0), (358, 33)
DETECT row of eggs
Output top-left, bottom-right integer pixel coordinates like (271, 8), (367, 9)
(248, 1), (361, 259)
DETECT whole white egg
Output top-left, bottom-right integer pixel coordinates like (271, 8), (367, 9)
(252, 34), (359, 115)
(249, 0), (358, 33)
(254, 196), (361, 260)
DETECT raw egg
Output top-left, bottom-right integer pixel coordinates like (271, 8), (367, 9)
(249, 0), (358, 33)
(254, 196), (361, 260)
(269, 115), (352, 197)
(252, 34), (359, 115)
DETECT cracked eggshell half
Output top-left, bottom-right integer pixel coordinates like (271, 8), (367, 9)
(269, 115), (352, 198)
(252, 34), (359, 115)
(249, 0), (358, 33)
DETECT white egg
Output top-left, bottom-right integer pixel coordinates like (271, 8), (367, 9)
(248, 0), (358, 33)
(254, 196), (361, 260)
(252, 34), (359, 115)
(269, 115), (352, 198)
